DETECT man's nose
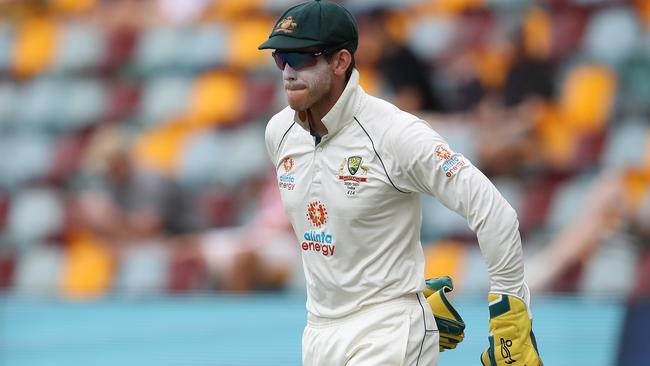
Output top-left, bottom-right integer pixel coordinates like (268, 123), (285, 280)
(283, 64), (297, 80)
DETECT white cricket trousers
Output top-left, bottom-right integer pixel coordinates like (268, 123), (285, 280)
(302, 293), (439, 366)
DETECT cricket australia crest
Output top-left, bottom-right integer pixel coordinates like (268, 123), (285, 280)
(338, 156), (369, 197)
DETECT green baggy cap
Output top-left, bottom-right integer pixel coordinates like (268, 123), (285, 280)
(258, 0), (358, 52)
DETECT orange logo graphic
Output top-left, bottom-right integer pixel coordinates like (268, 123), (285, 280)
(306, 201), (328, 228)
(435, 145), (452, 161)
(282, 157), (294, 173)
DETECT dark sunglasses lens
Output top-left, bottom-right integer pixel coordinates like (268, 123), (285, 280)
(272, 52), (285, 70)
(272, 52), (317, 70)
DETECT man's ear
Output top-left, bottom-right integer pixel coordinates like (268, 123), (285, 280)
(331, 49), (352, 77)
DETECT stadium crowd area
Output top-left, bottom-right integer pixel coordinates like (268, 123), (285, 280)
(0, 0), (648, 301)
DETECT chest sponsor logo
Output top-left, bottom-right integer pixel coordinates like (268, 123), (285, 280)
(306, 200), (328, 228)
(303, 201), (334, 256)
(338, 156), (369, 196)
(435, 145), (466, 177)
(279, 157), (295, 190)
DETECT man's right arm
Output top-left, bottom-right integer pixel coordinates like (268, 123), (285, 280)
(264, 119), (278, 165)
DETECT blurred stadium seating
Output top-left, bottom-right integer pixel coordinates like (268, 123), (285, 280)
(0, 0), (648, 365)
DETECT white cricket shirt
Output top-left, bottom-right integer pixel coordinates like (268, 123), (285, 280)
(265, 69), (525, 318)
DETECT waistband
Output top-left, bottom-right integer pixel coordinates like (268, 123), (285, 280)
(307, 293), (427, 328)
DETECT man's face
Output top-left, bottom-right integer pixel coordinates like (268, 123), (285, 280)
(280, 50), (333, 112)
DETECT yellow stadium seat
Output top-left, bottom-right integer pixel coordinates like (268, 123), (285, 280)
(211, 0), (263, 20)
(385, 10), (411, 45)
(624, 168), (650, 212)
(634, 0), (650, 26)
(535, 103), (578, 170)
(523, 7), (551, 59)
(357, 65), (381, 96)
(226, 17), (274, 69)
(413, 0), (485, 16)
(133, 120), (194, 177)
(13, 17), (58, 78)
(559, 64), (617, 133)
(187, 71), (245, 126)
(51, 0), (96, 14)
(423, 240), (466, 284)
(475, 47), (512, 90)
(60, 230), (114, 300)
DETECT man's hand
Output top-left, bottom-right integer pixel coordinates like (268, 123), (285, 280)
(424, 276), (465, 352)
(480, 293), (543, 366)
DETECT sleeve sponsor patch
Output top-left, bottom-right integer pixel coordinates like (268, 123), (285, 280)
(434, 144), (466, 178)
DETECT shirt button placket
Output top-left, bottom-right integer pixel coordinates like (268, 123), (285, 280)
(312, 146), (322, 188)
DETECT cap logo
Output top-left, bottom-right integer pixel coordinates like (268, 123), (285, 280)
(275, 16), (298, 33)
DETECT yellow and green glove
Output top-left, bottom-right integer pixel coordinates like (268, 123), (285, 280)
(424, 276), (466, 352)
(480, 293), (543, 366)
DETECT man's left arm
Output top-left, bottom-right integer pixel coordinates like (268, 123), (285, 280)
(388, 119), (543, 365)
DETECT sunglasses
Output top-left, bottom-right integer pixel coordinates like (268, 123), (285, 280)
(271, 49), (337, 71)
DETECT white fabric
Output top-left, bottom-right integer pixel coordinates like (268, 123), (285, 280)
(265, 69), (525, 318)
(302, 293), (439, 366)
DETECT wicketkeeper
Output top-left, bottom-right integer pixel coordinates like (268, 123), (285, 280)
(259, 1), (543, 365)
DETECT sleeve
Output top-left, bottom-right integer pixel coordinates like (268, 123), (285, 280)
(264, 118), (278, 167)
(389, 120), (526, 297)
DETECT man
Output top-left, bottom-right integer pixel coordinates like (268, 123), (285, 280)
(258, 1), (543, 365)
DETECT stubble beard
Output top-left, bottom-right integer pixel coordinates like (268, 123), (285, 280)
(285, 65), (332, 112)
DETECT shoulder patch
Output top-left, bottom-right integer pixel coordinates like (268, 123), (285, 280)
(434, 144), (466, 178)
(435, 145), (453, 161)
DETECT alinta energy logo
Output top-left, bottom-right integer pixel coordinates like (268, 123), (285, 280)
(279, 157), (295, 191)
(302, 201), (335, 256)
(282, 157), (294, 173)
(435, 145), (452, 161)
(306, 200), (327, 228)
(434, 144), (465, 178)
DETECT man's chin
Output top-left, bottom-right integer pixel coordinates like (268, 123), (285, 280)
(287, 99), (310, 112)
(286, 90), (311, 110)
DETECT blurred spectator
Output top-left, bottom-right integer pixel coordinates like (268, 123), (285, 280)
(76, 124), (197, 242)
(527, 168), (650, 299)
(189, 171), (299, 292)
(357, 8), (442, 113)
(502, 9), (555, 108)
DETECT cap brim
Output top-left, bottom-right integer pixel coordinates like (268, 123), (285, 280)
(258, 35), (324, 50)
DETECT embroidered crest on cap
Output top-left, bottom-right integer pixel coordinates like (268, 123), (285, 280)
(275, 16), (298, 33)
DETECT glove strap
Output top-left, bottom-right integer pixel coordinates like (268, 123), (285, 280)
(488, 294), (511, 319)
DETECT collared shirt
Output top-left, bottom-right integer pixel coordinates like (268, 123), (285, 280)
(265, 69), (525, 318)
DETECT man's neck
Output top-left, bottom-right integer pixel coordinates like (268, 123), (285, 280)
(306, 109), (328, 137)
(305, 77), (347, 138)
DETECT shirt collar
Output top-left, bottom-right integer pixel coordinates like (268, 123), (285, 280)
(293, 68), (363, 138)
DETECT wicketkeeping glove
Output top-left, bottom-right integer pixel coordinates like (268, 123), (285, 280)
(480, 293), (543, 366)
(423, 276), (466, 352)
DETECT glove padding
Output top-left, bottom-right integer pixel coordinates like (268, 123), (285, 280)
(480, 293), (543, 366)
(424, 276), (465, 352)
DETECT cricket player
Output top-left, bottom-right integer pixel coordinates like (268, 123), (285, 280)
(258, 1), (543, 365)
